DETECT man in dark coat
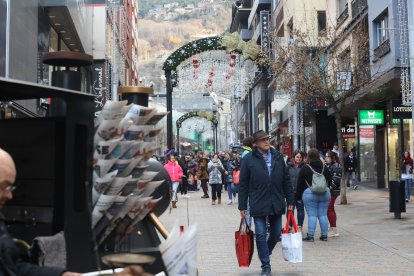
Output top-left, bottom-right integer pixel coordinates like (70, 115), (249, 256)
(238, 130), (294, 276)
(0, 148), (146, 276)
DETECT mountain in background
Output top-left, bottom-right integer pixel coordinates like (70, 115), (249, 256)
(137, 0), (232, 92)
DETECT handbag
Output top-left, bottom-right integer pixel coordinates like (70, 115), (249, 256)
(232, 170), (240, 185)
(281, 210), (303, 263)
(235, 216), (254, 267)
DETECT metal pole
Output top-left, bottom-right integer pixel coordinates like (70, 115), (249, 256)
(165, 69), (173, 150)
(408, 0), (414, 156)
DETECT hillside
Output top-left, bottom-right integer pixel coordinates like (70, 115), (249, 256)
(137, 0), (232, 92)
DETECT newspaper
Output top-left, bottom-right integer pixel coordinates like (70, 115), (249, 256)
(94, 196), (127, 236)
(93, 136), (123, 162)
(91, 194), (117, 228)
(120, 104), (156, 126)
(94, 159), (118, 178)
(93, 170), (118, 196)
(120, 177), (139, 196)
(121, 141), (144, 159)
(129, 197), (162, 228)
(94, 119), (122, 143)
(108, 159), (131, 176)
(104, 176), (132, 196)
(133, 180), (164, 197)
(123, 125), (152, 141)
(160, 222), (198, 276)
(131, 164), (148, 179)
(107, 140), (134, 159)
(94, 100), (129, 127)
(144, 111), (169, 126)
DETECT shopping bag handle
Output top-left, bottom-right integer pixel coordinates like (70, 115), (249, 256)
(239, 216), (251, 234)
(283, 210), (298, 234)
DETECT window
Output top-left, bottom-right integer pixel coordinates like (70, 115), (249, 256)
(338, 0), (347, 14)
(375, 14), (388, 46)
(317, 11), (326, 35)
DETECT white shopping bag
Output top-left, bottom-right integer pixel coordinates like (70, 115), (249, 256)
(281, 231), (302, 263)
(281, 211), (303, 263)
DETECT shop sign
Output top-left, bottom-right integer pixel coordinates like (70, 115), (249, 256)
(341, 126), (355, 138)
(391, 99), (412, 119)
(207, 145), (214, 150)
(260, 11), (270, 58)
(359, 110), (384, 125)
(360, 125), (375, 145)
(91, 60), (107, 117)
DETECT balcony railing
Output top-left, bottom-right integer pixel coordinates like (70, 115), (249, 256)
(373, 39), (391, 61)
(351, 0), (368, 19)
(337, 3), (349, 26)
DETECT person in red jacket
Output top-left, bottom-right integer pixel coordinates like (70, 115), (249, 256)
(164, 154), (183, 208)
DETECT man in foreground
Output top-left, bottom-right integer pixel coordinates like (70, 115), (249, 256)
(0, 148), (148, 276)
(238, 130), (294, 276)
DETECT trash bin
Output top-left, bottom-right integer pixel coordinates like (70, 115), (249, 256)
(389, 180), (406, 219)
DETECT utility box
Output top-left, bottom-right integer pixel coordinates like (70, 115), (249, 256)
(389, 180), (406, 219)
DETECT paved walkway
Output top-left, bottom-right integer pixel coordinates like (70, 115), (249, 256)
(158, 185), (414, 275)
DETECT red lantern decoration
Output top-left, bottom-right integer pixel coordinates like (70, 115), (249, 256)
(230, 53), (237, 60)
(229, 61), (235, 67)
(193, 57), (199, 66)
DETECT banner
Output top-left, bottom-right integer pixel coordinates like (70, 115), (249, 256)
(91, 60), (108, 117)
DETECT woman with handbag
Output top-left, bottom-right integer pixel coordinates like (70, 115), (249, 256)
(286, 150), (305, 231)
(296, 149), (332, 242)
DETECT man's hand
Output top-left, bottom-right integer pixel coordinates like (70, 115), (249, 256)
(116, 265), (151, 276)
(240, 210), (246, 217)
(62, 272), (81, 276)
(287, 205), (294, 211)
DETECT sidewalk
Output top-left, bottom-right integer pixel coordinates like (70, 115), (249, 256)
(158, 185), (414, 275)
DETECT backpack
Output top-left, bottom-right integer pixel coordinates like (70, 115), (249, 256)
(305, 164), (328, 194)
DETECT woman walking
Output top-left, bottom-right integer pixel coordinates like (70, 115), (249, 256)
(286, 150), (305, 230)
(297, 148), (332, 241)
(208, 154), (225, 205)
(225, 152), (236, 204)
(325, 151), (342, 237)
(164, 154), (183, 208)
(401, 151), (413, 203)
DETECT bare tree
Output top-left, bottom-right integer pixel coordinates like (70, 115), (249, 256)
(270, 22), (387, 204)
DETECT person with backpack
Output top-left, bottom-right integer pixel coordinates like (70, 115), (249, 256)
(297, 148), (332, 242)
(325, 151), (342, 237)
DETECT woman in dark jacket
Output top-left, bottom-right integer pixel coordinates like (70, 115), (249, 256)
(286, 150), (305, 229)
(297, 148), (332, 242)
(325, 151), (342, 238)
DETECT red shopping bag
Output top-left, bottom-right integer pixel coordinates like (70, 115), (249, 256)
(235, 216), (254, 267)
(232, 170), (240, 184)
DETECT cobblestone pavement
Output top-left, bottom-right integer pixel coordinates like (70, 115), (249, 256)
(158, 185), (414, 275)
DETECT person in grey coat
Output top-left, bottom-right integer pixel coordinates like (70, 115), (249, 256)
(238, 130), (294, 276)
(208, 154), (225, 205)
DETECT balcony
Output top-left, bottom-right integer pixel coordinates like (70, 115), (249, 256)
(337, 4), (349, 27)
(240, 29), (253, 41)
(373, 39), (391, 62)
(351, 0), (368, 19)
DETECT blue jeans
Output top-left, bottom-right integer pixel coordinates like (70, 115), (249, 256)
(302, 188), (330, 237)
(171, 181), (179, 201)
(405, 178), (412, 201)
(227, 182), (235, 200)
(253, 215), (282, 270)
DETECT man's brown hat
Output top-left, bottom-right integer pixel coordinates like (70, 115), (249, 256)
(253, 130), (270, 141)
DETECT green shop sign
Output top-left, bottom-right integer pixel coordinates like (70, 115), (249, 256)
(359, 110), (384, 125)
(207, 145), (214, 150)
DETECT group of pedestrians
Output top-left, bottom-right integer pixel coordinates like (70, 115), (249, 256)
(237, 129), (358, 276)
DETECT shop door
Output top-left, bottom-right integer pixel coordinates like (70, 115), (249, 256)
(376, 128), (386, 188)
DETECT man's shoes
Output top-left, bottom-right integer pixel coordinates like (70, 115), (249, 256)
(227, 200), (233, 205)
(302, 235), (314, 242)
(260, 267), (271, 276)
(218, 199), (221, 205)
(201, 194), (209, 198)
(172, 201), (177, 208)
(353, 185), (358, 190)
(212, 200), (216, 205)
(319, 235), (328, 241)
